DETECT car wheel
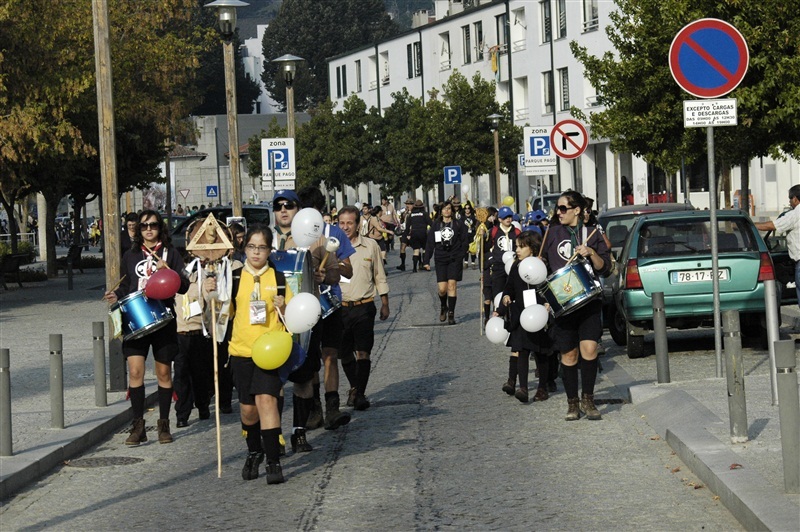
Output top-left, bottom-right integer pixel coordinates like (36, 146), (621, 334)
(626, 324), (645, 359)
(608, 306), (627, 346)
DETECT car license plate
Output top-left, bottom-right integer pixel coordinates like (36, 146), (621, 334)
(671, 269), (729, 283)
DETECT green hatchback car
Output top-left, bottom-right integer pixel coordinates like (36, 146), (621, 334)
(613, 209), (782, 358)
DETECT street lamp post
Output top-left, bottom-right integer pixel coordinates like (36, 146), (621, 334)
(205, 0), (248, 218)
(271, 54), (305, 139)
(488, 113), (502, 206)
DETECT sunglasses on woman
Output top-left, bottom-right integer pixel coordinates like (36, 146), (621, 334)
(139, 222), (160, 230)
(556, 205), (574, 213)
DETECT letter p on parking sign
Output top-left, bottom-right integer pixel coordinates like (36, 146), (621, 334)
(530, 136), (550, 156)
(444, 166), (462, 185)
(267, 149), (290, 170)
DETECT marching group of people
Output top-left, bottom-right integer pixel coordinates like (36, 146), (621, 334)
(103, 187), (611, 485)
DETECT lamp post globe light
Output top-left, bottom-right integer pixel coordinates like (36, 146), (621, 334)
(488, 113), (503, 206)
(271, 54), (305, 139)
(205, 0), (249, 218)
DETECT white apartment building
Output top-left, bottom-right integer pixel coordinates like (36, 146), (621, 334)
(328, 0), (798, 216)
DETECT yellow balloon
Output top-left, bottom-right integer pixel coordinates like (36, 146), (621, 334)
(252, 331), (293, 370)
(502, 196), (515, 207)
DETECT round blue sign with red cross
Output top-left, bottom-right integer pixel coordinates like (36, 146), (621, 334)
(669, 19), (749, 99)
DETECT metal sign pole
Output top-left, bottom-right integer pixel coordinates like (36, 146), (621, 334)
(708, 126), (723, 378)
(271, 151), (276, 193)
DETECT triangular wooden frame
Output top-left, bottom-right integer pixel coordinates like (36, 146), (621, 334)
(186, 213), (234, 251)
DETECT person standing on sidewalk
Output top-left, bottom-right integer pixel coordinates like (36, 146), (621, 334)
(422, 200), (468, 324)
(337, 206), (390, 411)
(755, 184), (800, 306)
(104, 210), (190, 445)
(379, 196), (400, 251)
(539, 191), (610, 421)
(403, 199), (429, 272)
(396, 198), (415, 271)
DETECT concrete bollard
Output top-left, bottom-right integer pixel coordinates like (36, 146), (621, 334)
(92, 322), (107, 407)
(722, 310), (748, 443)
(652, 292), (670, 383)
(1, 348), (12, 456)
(50, 334), (64, 429)
(67, 260), (73, 291)
(774, 340), (799, 493)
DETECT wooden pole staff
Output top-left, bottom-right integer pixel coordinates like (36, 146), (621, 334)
(479, 232), (484, 336)
(210, 299), (222, 478)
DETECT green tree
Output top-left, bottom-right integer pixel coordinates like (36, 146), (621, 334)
(571, 0), (800, 208)
(261, 0), (399, 110)
(192, 30), (261, 115)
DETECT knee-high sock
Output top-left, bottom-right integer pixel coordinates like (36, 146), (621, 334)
(581, 357), (599, 395)
(356, 359), (371, 396)
(412, 255), (419, 270)
(534, 352), (550, 389)
(507, 355), (517, 384)
(261, 427), (282, 463)
(447, 296), (457, 313)
(292, 395), (312, 430)
(517, 350), (530, 390)
(243, 421), (261, 453)
(399, 253), (406, 267)
(562, 363), (579, 399)
(341, 359), (358, 388)
(157, 386), (172, 419)
(484, 303), (491, 320)
(439, 294), (447, 310)
(130, 385), (145, 419)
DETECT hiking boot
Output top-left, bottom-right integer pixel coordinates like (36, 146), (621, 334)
(278, 433), (287, 456)
(396, 265), (405, 271)
(125, 418), (147, 446)
(565, 398), (582, 421)
(324, 396), (351, 430)
(157, 419), (173, 444)
(176, 419), (189, 428)
(353, 394), (371, 411)
(439, 308), (447, 322)
(447, 312), (455, 325)
(515, 387), (529, 403)
(502, 380), (515, 396)
(306, 398), (324, 430)
(533, 388), (549, 402)
(242, 451), (264, 480)
(291, 429), (313, 453)
(580, 393), (602, 420)
(265, 461), (285, 485)
(346, 387), (357, 407)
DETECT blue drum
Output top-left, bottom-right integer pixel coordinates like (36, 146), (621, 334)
(319, 285), (342, 319)
(537, 256), (601, 318)
(111, 290), (174, 341)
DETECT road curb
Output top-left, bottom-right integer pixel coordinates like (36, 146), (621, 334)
(631, 385), (800, 531)
(0, 389), (157, 500)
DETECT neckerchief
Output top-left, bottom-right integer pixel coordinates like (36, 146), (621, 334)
(141, 242), (164, 276)
(567, 220), (584, 253)
(244, 262), (270, 300)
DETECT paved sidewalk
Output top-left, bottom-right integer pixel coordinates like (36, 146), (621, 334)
(1, 257), (798, 530)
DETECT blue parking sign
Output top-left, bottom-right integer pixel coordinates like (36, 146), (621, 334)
(444, 166), (462, 184)
(267, 148), (290, 170)
(530, 136), (551, 156)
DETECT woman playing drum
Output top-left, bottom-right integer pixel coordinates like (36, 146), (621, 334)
(539, 191), (610, 421)
(104, 209), (190, 445)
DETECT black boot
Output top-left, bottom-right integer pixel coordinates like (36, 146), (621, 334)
(324, 393), (351, 430)
(396, 252), (406, 271)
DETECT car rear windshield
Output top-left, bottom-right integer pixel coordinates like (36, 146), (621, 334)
(637, 218), (755, 257)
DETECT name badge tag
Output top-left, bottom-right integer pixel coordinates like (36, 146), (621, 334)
(189, 300), (202, 317)
(249, 300), (267, 325)
(435, 231), (442, 243)
(138, 276), (148, 291)
(523, 289), (538, 308)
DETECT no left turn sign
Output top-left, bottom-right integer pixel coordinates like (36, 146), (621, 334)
(550, 119), (588, 160)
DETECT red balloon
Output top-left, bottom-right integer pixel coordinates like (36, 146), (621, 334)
(144, 269), (181, 300)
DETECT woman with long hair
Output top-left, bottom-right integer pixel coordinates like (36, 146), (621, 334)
(422, 200), (468, 324)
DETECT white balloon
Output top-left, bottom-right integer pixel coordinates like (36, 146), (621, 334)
(520, 304), (549, 333)
(519, 256), (548, 285)
(461, 183), (470, 194)
(485, 316), (509, 344)
(504, 259), (513, 276)
(290, 208), (324, 248)
(283, 292), (321, 334)
(512, 221), (522, 231)
(493, 292), (503, 309)
(502, 251), (515, 264)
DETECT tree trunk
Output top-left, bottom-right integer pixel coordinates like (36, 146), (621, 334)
(44, 191), (60, 277)
(0, 193), (19, 253)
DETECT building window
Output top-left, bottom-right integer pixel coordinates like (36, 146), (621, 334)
(336, 66), (347, 98)
(440, 32), (451, 70)
(583, 0), (598, 32)
(540, 1), (551, 43)
(380, 51), (390, 85)
(355, 60), (362, 92)
(474, 21), (484, 61)
(543, 70), (554, 114)
(556, 0), (567, 39)
(558, 67), (570, 111)
(462, 25), (471, 64)
(407, 42), (422, 78)
(496, 13), (509, 53)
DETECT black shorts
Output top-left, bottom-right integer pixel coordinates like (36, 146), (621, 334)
(340, 302), (377, 361)
(287, 348), (320, 384)
(409, 234), (426, 249)
(229, 355), (282, 403)
(434, 257), (464, 282)
(374, 238), (387, 253)
(549, 299), (603, 353)
(306, 306), (343, 361)
(122, 318), (178, 365)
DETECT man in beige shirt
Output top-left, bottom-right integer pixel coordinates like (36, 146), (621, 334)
(337, 205), (390, 411)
